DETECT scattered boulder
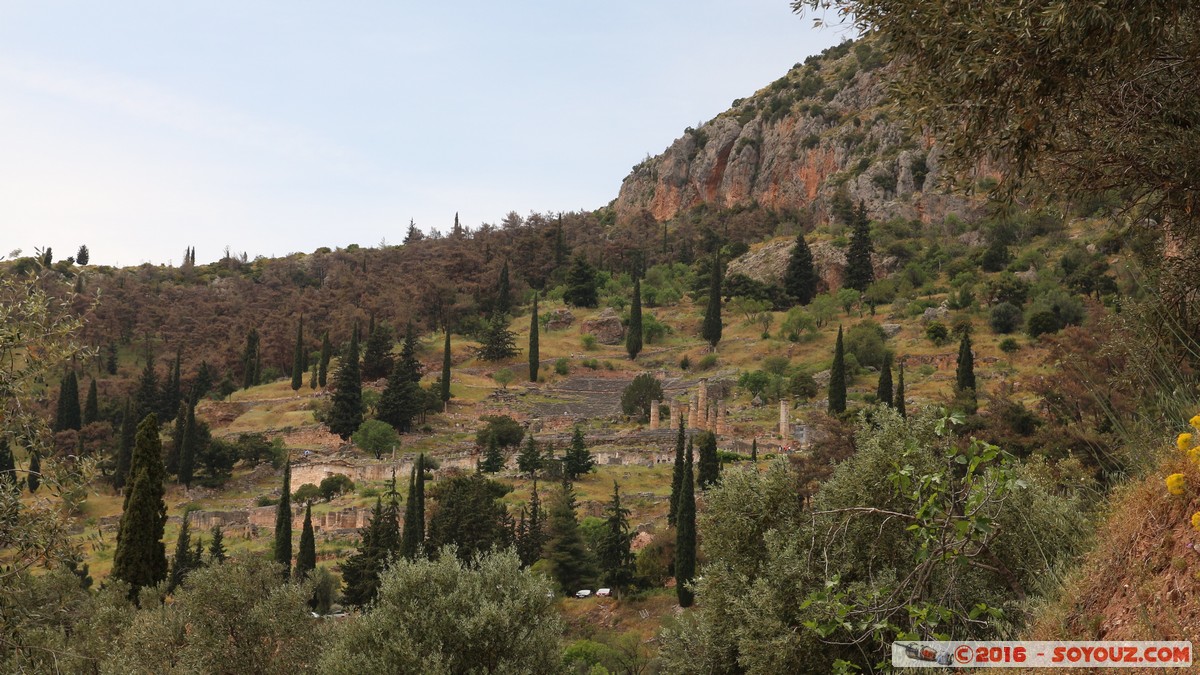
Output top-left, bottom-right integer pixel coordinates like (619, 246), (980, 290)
(922, 305), (949, 323)
(813, 369), (832, 386)
(581, 308), (625, 345)
(880, 323), (903, 338)
(544, 307), (575, 331)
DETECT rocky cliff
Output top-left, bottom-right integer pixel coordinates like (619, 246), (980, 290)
(613, 40), (984, 226)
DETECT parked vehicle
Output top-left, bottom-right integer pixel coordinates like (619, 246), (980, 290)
(574, 589), (592, 599)
(595, 588), (612, 597)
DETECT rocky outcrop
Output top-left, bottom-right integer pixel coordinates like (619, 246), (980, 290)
(544, 307), (575, 331)
(581, 308), (625, 345)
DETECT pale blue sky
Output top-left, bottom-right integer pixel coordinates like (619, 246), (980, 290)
(0, 2), (849, 266)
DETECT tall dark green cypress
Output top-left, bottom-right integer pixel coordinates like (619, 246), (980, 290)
(114, 399), (135, 491)
(751, 437), (758, 462)
(597, 481), (634, 592)
(168, 517), (193, 593)
(696, 430), (720, 489)
(877, 353), (894, 407)
(844, 201), (875, 292)
(481, 435), (505, 473)
(112, 414), (168, 599)
(274, 460), (292, 578)
(54, 370), (81, 432)
(399, 454), (425, 560)
(318, 332), (332, 388)
(241, 329), (259, 390)
(296, 503), (316, 580)
(700, 252), (723, 348)
(209, 524), (227, 563)
(291, 316), (305, 391)
(528, 292), (540, 382)
(784, 231), (819, 305)
(27, 452), (41, 494)
(441, 327), (452, 404)
(626, 277), (643, 360)
(0, 436), (15, 486)
(828, 325), (847, 414)
(668, 420), (685, 527)
(83, 378), (99, 426)
(896, 362), (907, 418)
(542, 479), (595, 593)
(167, 402), (187, 476)
(496, 260), (512, 316)
(162, 350), (181, 419)
(179, 403), (197, 488)
(955, 332), (977, 413)
(675, 440), (696, 607)
(328, 329), (363, 439)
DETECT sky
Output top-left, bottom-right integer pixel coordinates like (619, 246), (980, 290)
(0, 1), (850, 267)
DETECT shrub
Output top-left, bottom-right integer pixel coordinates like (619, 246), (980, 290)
(255, 495), (279, 507)
(643, 312), (670, 343)
(679, 354), (691, 370)
(1026, 310), (1061, 337)
(763, 355), (790, 376)
(554, 358), (570, 376)
(998, 337), (1020, 353)
(989, 302), (1023, 334)
(925, 321), (950, 345)
(698, 354), (718, 370)
(292, 483), (322, 504)
(581, 334), (597, 351)
(319, 473), (355, 501)
(845, 320), (890, 370)
(476, 415), (525, 448)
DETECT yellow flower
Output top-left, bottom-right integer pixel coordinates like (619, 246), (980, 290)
(1178, 433), (1194, 451)
(1190, 447), (1200, 464)
(1166, 473), (1187, 496)
(1191, 414), (1200, 430)
(1193, 512), (1200, 531)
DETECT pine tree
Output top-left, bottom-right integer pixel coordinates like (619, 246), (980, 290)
(361, 322), (394, 382)
(751, 437), (758, 462)
(399, 455), (425, 560)
(896, 362), (907, 418)
(27, 452), (41, 494)
(318, 332), (332, 388)
(477, 313), (519, 361)
(828, 325), (847, 414)
(291, 316), (305, 391)
(397, 323), (422, 384)
(955, 331), (977, 414)
(877, 353), (894, 407)
(296, 503), (316, 580)
(83, 378), (99, 425)
(563, 425), (595, 480)
(241, 329), (259, 390)
(112, 414), (168, 599)
(675, 440), (696, 608)
(784, 231), (819, 305)
(696, 430), (720, 489)
(161, 350), (181, 419)
(668, 420), (685, 527)
(542, 479), (595, 592)
(0, 436), (15, 486)
(193, 361), (213, 400)
(441, 328), (452, 404)
(75, 244), (89, 265)
(529, 292), (540, 381)
(563, 254), (598, 308)
(516, 435), (542, 477)
(378, 357), (422, 433)
(496, 260), (512, 316)
(342, 492), (402, 606)
(598, 481), (634, 593)
(168, 517), (194, 593)
(113, 399), (135, 491)
(179, 403), (197, 488)
(274, 460), (293, 578)
(328, 329), (363, 439)
(481, 435), (505, 473)
(627, 276), (643, 360)
(517, 479), (546, 567)
(844, 202), (875, 292)
(701, 252), (723, 348)
(209, 524), (227, 563)
(54, 370), (81, 432)
(167, 402), (187, 476)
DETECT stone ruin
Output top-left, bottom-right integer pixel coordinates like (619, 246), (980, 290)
(649, 377), (731, 437)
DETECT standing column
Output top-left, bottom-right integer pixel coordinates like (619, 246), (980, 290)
(688, 394), (698, 429)
(707, 403), (717, 432)
(779, 399), (790, 439)
(697, 378), (708, 429)
(650, 400), (660, 429)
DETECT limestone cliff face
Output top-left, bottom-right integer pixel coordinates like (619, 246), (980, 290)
(613, 41), (983, 226)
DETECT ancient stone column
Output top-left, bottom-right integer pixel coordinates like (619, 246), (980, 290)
(779, 399), (790, 439)
(688, 394), (698, 429)
(697, 378), (708, 427)
(650, 400), (660, 429)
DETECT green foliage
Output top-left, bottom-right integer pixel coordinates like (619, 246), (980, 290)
(784, 232), (819, 305)
(293, 482), (322, 504)
(828, 325), (847, 414)
(554, 357), (570, 376)
(697, 353), (718, 370)
(989, 302), (1023, 334)
(924, 321), (950, 345)
(342, 494), (402, 607)
(296, 503), (316, 580)
(53, 370), (81, 432)
(626, 277), (643, 359)
(517, 435), (543, 477)
(696, 431), (720, 489)
(529, 291), (540, 380)
(1026, 309), (1061, 337)
(441, 330), (452, 402)
(291, 316), (305, 390)
(112, 414), (168, 599)
(620, 373), (664, 422)
(543, 479), (596, 593)
(274, 461), (292, 578)
(564, 254), (599, 308)
(353, 419), (400, 460)
(877, 353), (894, 407)
(955, 332), (977, 413)
(476, 414), (525, 449)
(320, 547), (562, 674)
(701, 252), (723, 348)
(844, 319), (890, 369)
(427, 472), (511, 562)
(844, 202), (875, 291)
(319, 331), (332, 388)
(669, 421), (686, 528)
(563, 426), (595, 480)
(674, 440), (696, 607)
(240, 328), (259, 390)
(361, 322), (395, 381)
(399, 454), (426, 561)
(328, 329), (363, 440)
(481, 436), (506, 473)
(998, 337), (1020, 354)
(476, 313), (520, 362)
(320, 473), (355, 501)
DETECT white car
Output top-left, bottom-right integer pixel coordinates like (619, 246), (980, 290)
(574, 589), (592, 599)
(595, 588), (612, 597)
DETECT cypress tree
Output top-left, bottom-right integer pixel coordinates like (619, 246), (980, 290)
(597, 481), (634, 593)
(168, 517), (194, 593)
(54, 370), (81, 432)
(241, 329), (259, 390)
(296, 503), (316, 580)
(193, 361), (213, 400)
(877, 353), (894, 407)
(955, 332), (977, 413)
(397, 323), (422, 384)
(563, 425), (595, 480)
(167, 402), (186, 476)
(76, 244), (89, 265)
(162, 350), (181, 419)
(27, 452), (41, 494)
(291, 316), (305, 391)
(179, 403), (197, 488)
(701, 252), (723, 348)
(0, 436), (15, 486)
(209, 524), (227, 563)
(696, 430), (720, 489)
(274, 460), (293, 578)
(378, 358), (422, 433)
(828, 325), (847, 414)
(328, 329), (363, 439)
(784, 231), (819, 305)
(518, 479), (545, 567)
(542, 479), (595, 593)
(668, 419), (685, 527)
(481, 435), (505, 473)
(113, 414), (168, 599)
(83, 378), (99, 426)
(105, 343), (119, 375)
(114, 399), (135, 491)
(496, 259), (512, 316)
(399, 455), (424, 560)
(517, 435), (542, 477)
(318, 332), (332, 388)
(342, 490), (402, 606)
(675, 439), (696, 608)
(896, 362), (907, 418)
(441, 328), (452, 403)
(627, 276), (643, 360)
(844, 202), (875, 292)
(529, 292), (540, 381)
(751, 437), (758, 462)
